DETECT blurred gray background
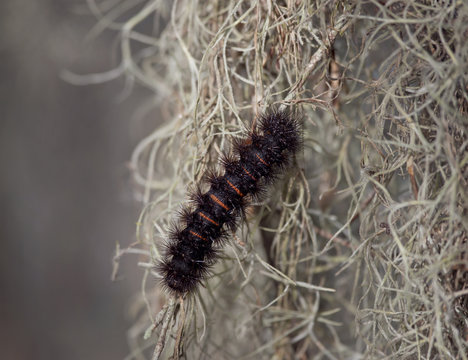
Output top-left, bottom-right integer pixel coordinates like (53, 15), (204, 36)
(0, 1), (150, 358)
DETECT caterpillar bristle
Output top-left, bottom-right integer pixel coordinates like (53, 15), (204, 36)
(218, 151), (238, 169)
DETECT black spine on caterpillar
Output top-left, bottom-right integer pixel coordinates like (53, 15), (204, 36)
(158, 109), (301, 296)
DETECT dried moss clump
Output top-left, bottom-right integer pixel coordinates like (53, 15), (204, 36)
(101, 0), (468, 358)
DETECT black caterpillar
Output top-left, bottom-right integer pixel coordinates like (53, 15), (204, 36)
(159, 110), (301, 296)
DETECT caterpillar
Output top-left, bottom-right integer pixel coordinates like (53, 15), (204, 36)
(159, 109), (301, 296)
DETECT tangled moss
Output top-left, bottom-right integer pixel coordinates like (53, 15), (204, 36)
(99, 0), (468, 358)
